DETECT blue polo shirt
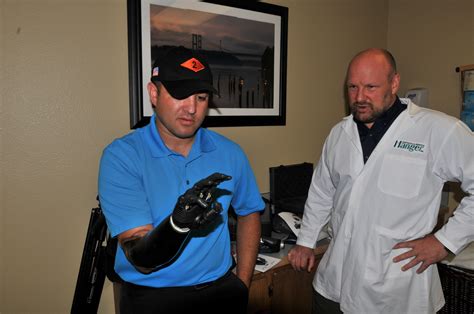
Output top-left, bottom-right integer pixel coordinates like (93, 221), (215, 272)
(98, 114), (264, 287)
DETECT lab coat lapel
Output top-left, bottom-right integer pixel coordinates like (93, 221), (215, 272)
(342, 115), (363, 154)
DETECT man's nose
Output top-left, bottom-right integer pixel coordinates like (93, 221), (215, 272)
(355, 88), (365, 102)
(182, 95), (197, 114)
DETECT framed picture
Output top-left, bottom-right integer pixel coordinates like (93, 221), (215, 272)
(127, 0), (288, 128)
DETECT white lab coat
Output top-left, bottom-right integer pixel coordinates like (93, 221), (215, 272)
(297, 99), (474, 313)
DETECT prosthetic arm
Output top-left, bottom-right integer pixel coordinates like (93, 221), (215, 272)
(121, 172), (231, 274)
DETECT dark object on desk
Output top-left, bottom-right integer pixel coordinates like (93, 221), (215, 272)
(256, 256), (267, 266)
(272, 214), (298, 244)
(269, 162), (313, 215)
(259, 236), (282, 253)
(260, 197), (273, 237)
(437, 263), (474, 314)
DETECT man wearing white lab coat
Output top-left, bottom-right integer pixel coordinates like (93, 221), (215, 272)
(288, 48), (474, 313)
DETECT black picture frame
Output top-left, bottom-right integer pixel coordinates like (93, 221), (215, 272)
(127, 0), (288, 128)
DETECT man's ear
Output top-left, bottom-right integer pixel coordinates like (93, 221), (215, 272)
(391, 73), (400, 95)
(147, 82), (158, 108)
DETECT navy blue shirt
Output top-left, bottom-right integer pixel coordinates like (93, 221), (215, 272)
(355, 97), (407, 163)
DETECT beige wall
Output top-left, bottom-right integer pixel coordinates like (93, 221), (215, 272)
(388, 0), (474, 116)
(2, 1), (129, 313)
(1, 0), (471, 313)
(0, 0), (4, 310)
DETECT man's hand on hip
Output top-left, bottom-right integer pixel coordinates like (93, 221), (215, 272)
(392, 234), (449, 274)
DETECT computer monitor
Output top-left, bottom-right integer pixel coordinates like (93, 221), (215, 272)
(269, 162), (313, 216)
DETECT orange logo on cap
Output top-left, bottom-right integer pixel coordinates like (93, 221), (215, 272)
(181, 58), (205, 73)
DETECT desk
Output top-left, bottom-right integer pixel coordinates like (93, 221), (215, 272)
(247, 239), (329, 314)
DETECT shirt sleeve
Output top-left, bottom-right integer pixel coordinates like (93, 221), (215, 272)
(230, 148), (265, 216)
(98, 140), (153, 237)
(297, 138), (336, 249)
(434, 121), (474, 255)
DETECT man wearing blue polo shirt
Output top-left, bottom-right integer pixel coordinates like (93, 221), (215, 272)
(98, 46), (264, 313)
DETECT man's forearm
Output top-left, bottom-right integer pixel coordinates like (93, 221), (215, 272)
(236, 212), (261, 287)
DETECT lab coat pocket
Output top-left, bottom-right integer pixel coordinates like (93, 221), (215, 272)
(377, 154), (427, 199)
(365, 226), (413, 283)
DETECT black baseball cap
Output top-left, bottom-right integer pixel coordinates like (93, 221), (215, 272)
(150, 46), (218, 100)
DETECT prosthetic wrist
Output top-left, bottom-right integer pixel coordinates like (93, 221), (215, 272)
(169, 216), (190, 233)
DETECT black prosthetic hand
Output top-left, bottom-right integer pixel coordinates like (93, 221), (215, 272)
(171, 172), (232, 230)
